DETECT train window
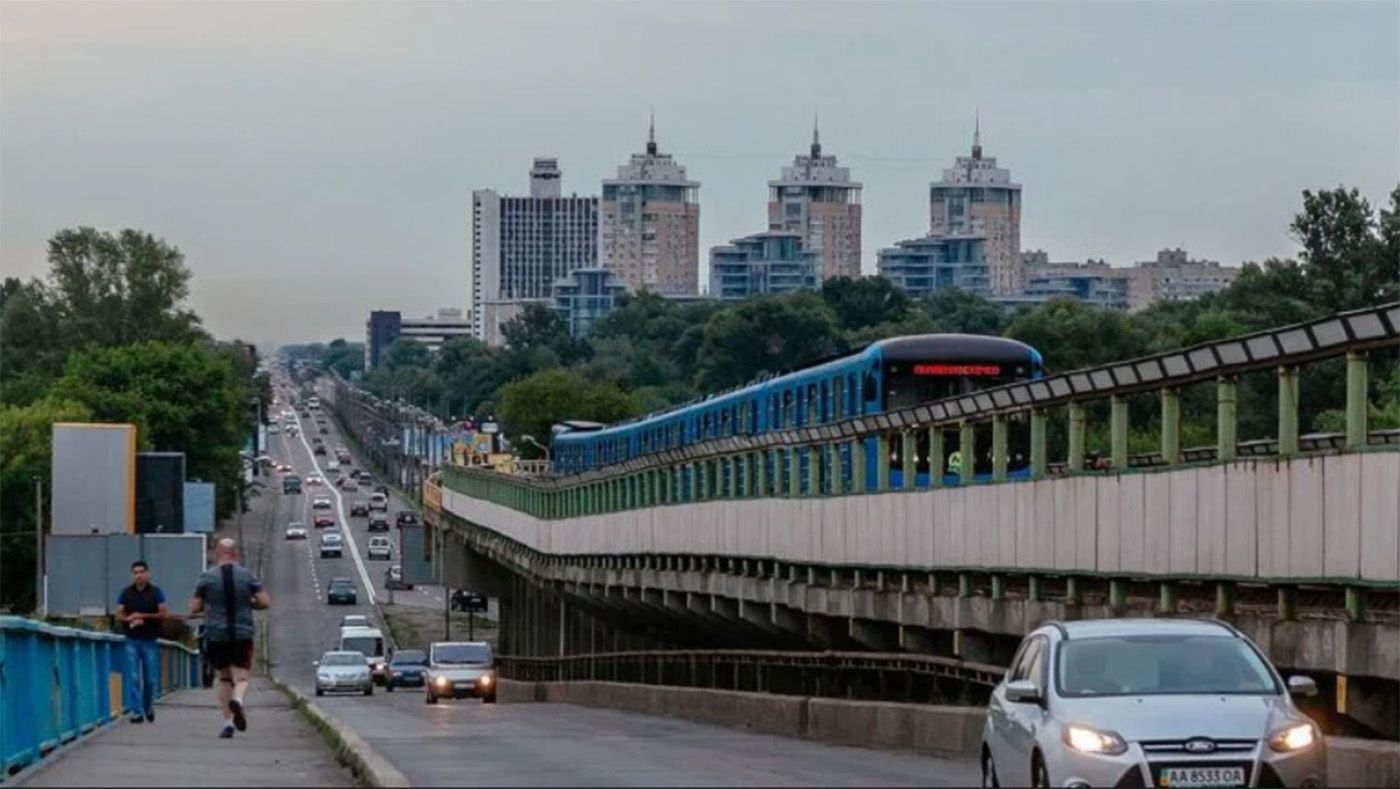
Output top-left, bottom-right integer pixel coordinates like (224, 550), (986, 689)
(862, 369), (879, 406)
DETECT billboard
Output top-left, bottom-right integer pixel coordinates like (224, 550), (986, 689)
(44, 533), (206, 616)
(136, 452), (186, 534)
(183, 482), (215, 533)
(51, 423), (137, 535)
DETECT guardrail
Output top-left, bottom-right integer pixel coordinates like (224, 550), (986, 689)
(443, 302), (1398, 517)
(497, 648), (1004, 705)
(0, 616), (200, 780)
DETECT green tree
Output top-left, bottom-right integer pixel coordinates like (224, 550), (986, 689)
(0, 398), (92, 612)
(501, 303), (586, 364)
(1005, 298), (1153, 373)
(920, 288), (1010, 335)
(694, 293), (845, 391)
(322, 339), (365, 378)
(498, 369), (637, 454)
(1291, 186), (1398, 312)
(820, 276), (911, 332)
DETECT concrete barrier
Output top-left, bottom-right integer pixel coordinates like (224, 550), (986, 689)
(500, 678), (1399, 786)
(1326, 736), (1400, 788)
(269, 677), (410, 788)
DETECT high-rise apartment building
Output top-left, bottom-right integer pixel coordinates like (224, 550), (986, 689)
(929, 119), (1023, 295)
(767, 122), (862, 281)
(876, 234), (988, 299)
(600, 119), (700, 295)
(471, 158), (599, 341)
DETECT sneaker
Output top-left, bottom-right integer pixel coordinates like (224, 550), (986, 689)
(219, 724), (234, 739)
(229, 699), (247, 732)
(130, 715), (144, 724)
(145, 711), (155, 723)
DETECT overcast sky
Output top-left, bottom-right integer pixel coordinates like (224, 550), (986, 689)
(2, 1), (1396, 348)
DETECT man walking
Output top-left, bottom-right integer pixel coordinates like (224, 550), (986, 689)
(190, 538), (271, 739)
(116, 560), (169, 723)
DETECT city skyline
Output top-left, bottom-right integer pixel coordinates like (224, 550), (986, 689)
(2, 1), (1396, 346)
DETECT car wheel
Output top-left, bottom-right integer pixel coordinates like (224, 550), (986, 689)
(483, 693), (497, 705)
(981, 747), (1000, 788)
(363, 686), (373, 697)
(315, 688), (324, 697)
(1030, 753), (1050, 789)
(425, 693), (437, 705)
(386, 683), (395, 693)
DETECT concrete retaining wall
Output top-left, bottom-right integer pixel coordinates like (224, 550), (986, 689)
(498, 679), (1400, 785)
(445, 452), (1400, 584)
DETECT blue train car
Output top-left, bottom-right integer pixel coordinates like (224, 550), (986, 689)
(552, 334), (1043, 492)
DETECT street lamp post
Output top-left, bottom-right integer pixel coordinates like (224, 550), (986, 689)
(520, 434), (551, 465)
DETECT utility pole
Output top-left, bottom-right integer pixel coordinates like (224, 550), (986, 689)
(34, 477), (44, 617)
(444, 586), (451, 641)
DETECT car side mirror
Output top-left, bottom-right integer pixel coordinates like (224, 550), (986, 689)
(1005, 679), (1042, 704)
(1287, 676), (1318, 697)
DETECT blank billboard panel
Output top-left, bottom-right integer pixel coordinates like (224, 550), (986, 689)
(51, 423), (136, 535)
(136, 452), (185, 534)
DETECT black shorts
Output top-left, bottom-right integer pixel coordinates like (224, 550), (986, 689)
(205, 639), (254, 671)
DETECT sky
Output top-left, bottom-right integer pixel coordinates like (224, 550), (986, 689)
(2, 1), (1397, 348)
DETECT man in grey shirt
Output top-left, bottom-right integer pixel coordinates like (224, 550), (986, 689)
(190, 538), (271, 738)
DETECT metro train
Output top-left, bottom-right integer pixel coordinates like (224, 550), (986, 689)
(551, 334), (1043, 490)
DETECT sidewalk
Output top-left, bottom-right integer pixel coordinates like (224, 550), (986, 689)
(19, 679), (349, 787)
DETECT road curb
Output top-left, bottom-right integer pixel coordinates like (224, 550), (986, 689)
(267, 675), (410, 788)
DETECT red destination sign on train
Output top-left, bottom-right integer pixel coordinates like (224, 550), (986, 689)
(913, 363), (1003, 376)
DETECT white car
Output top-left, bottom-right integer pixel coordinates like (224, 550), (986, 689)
(326, 460), (341, 473)
(319, 532), (343, 558)
(980, 619), (1325, 789)
(340, 614), (369, 630)
(314, 650), (372, 697)
(367, 536), (392, 561)
(312, 496), (332, 510)
(369, 492), (388, 512)
(267, 424), (280, 434)
(306, 474), (323, 486)
(284, 522), (307, 540)
(425, 642), (497, 704)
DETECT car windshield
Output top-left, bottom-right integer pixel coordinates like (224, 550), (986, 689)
(434, 643), (492, 665)
(322, 534), (341, 543)
(392, 650), (426, 665)
(322, 653), (363, 667)
(342, 636), (383, 657)
(330, 579), (354, 589)
(1057, 635), (1279, 697)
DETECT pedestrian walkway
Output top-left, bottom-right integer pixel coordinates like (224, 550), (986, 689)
(18, 679), (349, 787)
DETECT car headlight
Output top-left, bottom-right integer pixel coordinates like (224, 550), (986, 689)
(479, 674), (493, 686)
(1062, 724), (1128, 756)
(434, 676), (450, 687)
(317, 673), (333, 682)
(1268, 722), (1317, 753)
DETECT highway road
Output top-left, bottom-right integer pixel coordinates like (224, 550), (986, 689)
(259, 374), (981, 786)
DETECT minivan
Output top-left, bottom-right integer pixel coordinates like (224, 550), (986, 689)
(339, 626), (388, 684)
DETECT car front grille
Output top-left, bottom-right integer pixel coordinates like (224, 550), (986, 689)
(1140, 739), (1257, 754)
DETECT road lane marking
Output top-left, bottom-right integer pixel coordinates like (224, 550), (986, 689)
(293, 412), (377, 604)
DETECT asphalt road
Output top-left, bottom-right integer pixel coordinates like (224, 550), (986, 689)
(260, 376), (981, 786)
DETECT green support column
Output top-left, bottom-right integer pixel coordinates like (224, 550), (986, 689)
(1067, 401), (1086, 472)
(1346, 351), (1368, 450)
(788, 447), (801, 497)
(1110, 394), (1129, 470)
(828, 442), (841, 494)
(901, 431), (917, 491)
(958, 421), (975, 486)
(1161, 387), (1181, 466)
(1278, 365), (1300, 458)
(1218, 376), (1238, 463)
(808, 445), (823, 496)
(992, 415), (1009, 483)
(853, 439), (868, 494)
(698, 461), (709, 501)
(928, 427), (945, 489)
(737, 455), (749, 498)
(1108, 579), (1126, 609)
(1345, 586), (1367, 622)
(874, 434), (890, 492)
(1215, 583), (1235, 617)
(1030, 409), (1047, 480)
(756, 451), (768, 497)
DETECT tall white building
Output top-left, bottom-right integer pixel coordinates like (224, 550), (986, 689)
(471, 158), (598, 342)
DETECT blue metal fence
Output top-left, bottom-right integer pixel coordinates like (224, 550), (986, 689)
(0, 616), (200, 780)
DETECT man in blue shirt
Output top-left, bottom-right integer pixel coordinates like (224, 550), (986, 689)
(115, 560), (169, 723)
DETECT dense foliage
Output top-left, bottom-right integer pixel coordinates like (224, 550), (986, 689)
(0, 228), (265, 612)
(315, 186), (1398, 459)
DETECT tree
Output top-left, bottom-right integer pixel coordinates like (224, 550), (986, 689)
(322, 339), (365, 378)
(820, 276), (911, 332)
(694, 293), (845, 391)
(501, 303), (585, 364)
(498, 369), (637, 454)
(0, 278), (63, 405)
(382, 338), (433, 371)
(50, 341), (255, 519)
(44, 227), (205, 349)
(1005, 299), (1152, 374)
(0, 398), (92, 612)
(1291, 186), (1398, 312)
(920, 288), (1010, 336)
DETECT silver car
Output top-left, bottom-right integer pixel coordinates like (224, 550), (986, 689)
(314, 650), (373, 697)
(981, 619), (1325, 788)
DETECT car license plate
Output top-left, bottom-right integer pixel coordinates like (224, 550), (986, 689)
(1160, 767), (1246, 787)
(454, 681), (473, 689)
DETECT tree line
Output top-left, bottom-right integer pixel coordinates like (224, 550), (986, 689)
(0, 228), (269, 612)
(311, 185), (1399, 457)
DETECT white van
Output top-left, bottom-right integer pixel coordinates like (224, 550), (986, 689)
(339, 626), (388, 685)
